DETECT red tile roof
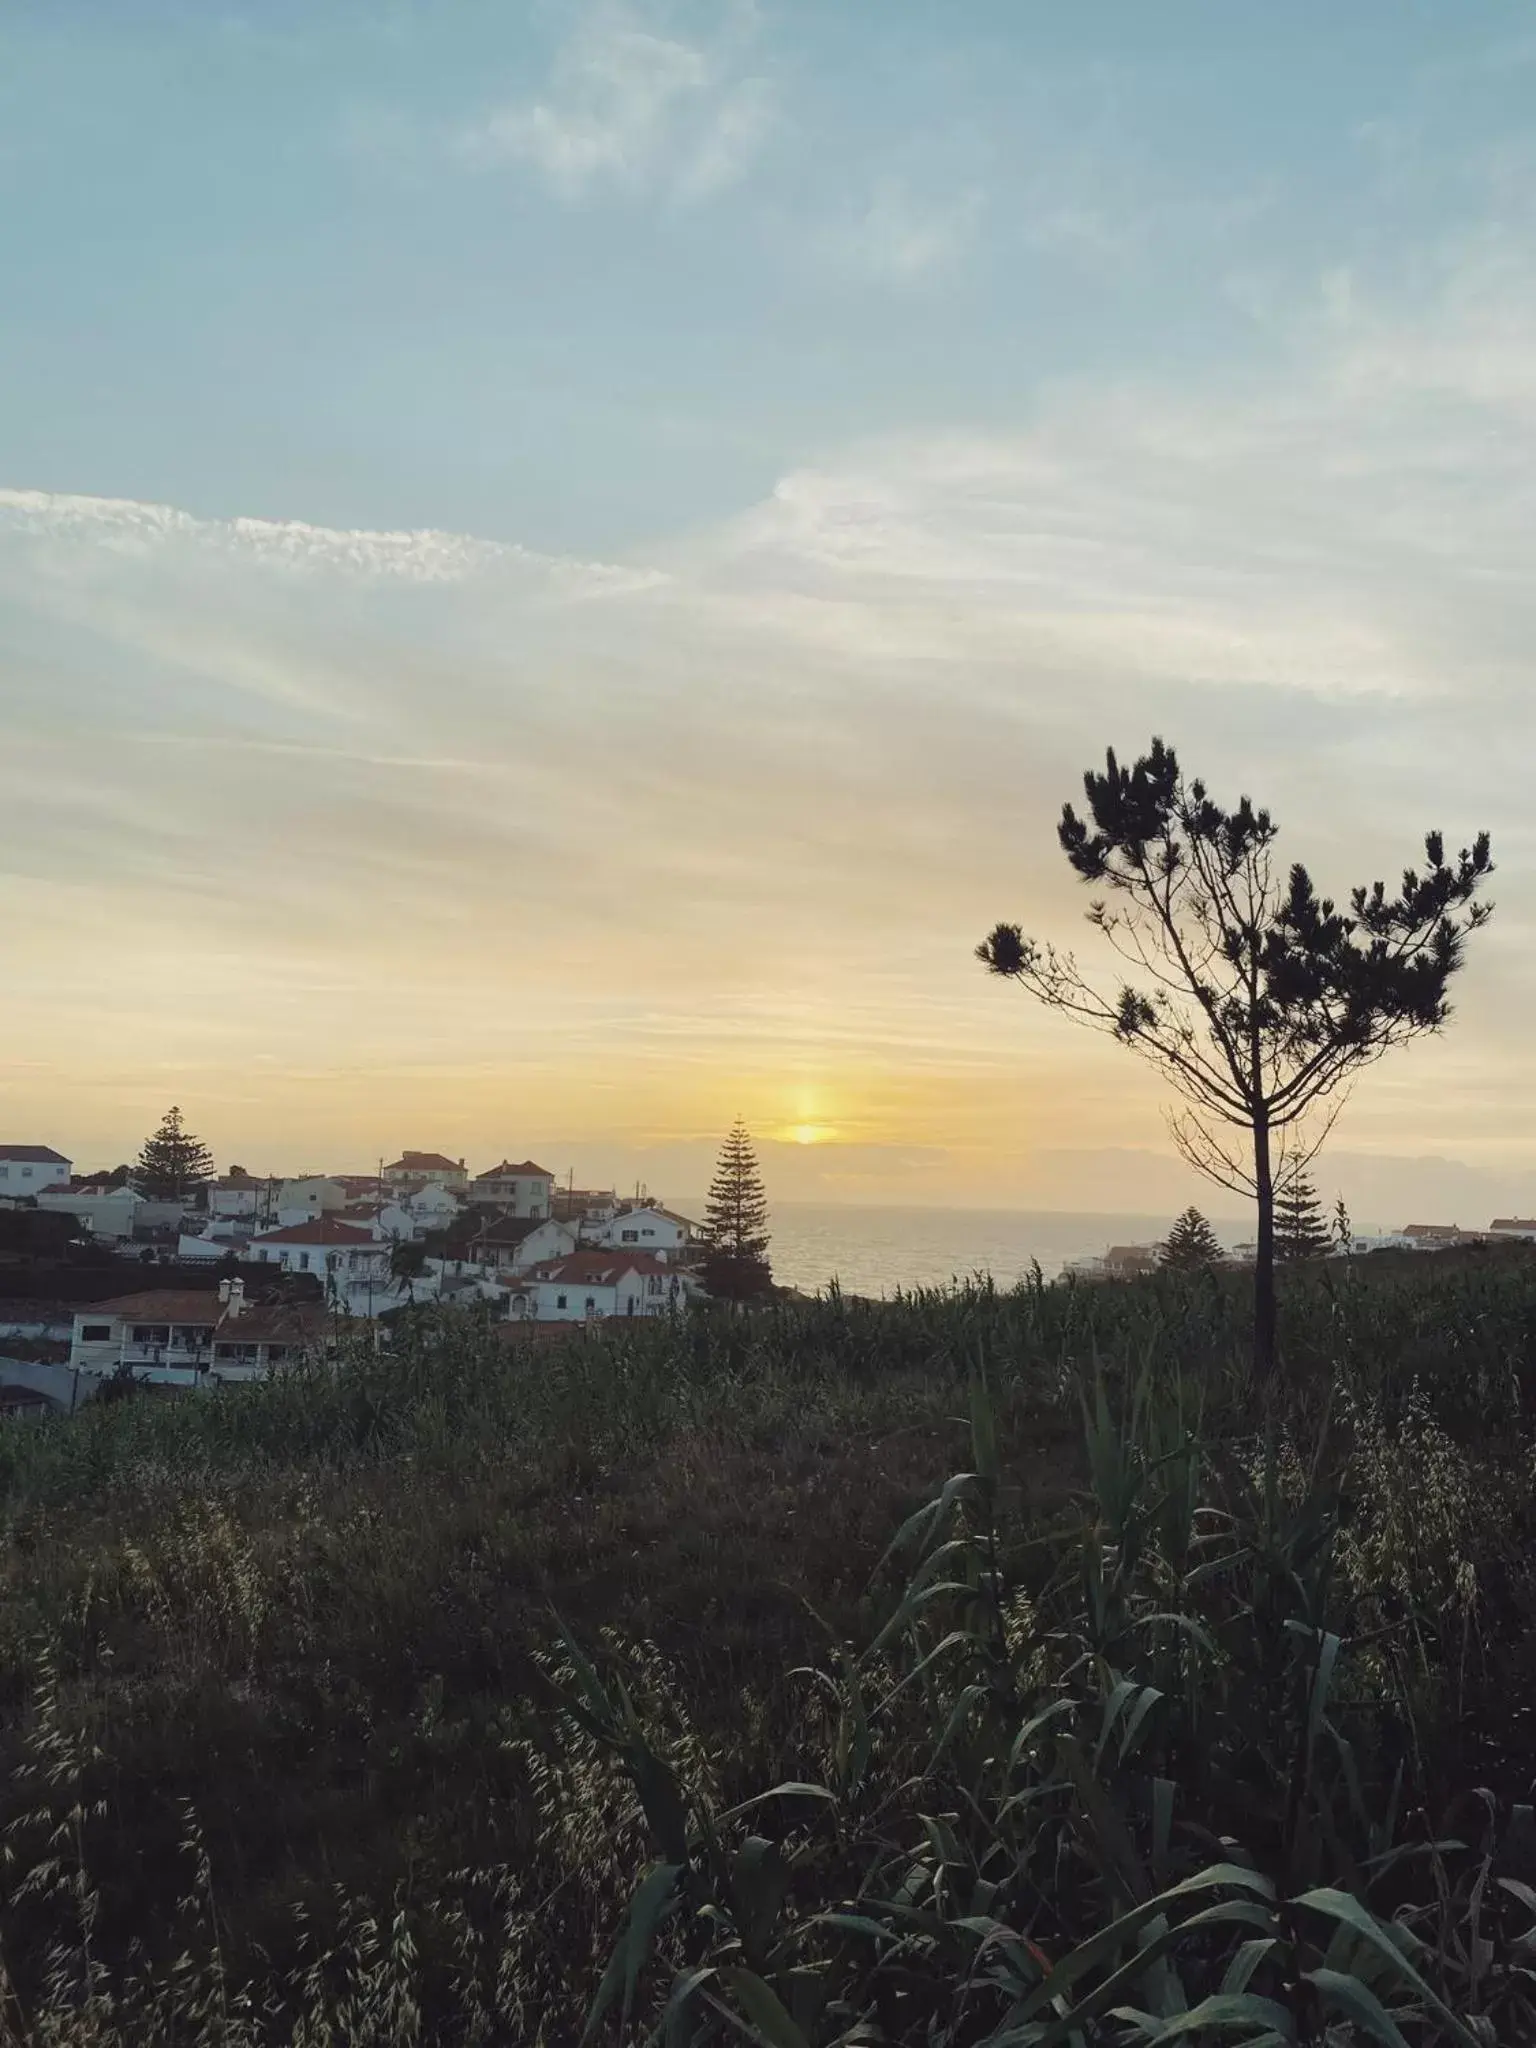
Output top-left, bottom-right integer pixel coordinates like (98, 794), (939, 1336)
(384, 1152), (462, 1173)
(78, 1291), (224, 1324)
(520, 1252), (673, 1285)
(254, 1218), (384, 1246)
(213, 1303), (329, 1346)
(0, 1146), (70, 1164)
(475, 1160), (555, 1180)
(465, 1215), (561, 1247)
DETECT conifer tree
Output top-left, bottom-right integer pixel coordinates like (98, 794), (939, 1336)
(1161, 1206), (1222, 1272)
(1275, 1173), (1332, 1262)
(132, 1106), (214, 1203)
(979, 735), (1492, 1378)
(701, 1121), (773, 1302)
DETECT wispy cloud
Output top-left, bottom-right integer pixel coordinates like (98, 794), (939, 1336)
(825, 179), (984, 282)
(452, 6), (773, 203)
(0, 487), (662, 595)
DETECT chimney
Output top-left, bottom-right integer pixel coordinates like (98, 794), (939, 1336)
(225, 1278), (246, 1320)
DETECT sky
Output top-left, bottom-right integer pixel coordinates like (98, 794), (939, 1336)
(3, 0), (1536, 1219)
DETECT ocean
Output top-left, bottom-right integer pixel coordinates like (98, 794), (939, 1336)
(693, 1201), (1244, 1299)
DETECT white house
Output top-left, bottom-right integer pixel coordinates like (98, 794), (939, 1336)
(206, 1169), (275, 1223)
(275, 1177), (346, 1229)
(401, 1180), (464, 1231)
(176, 1226), (250, 1262)
(249, 1216), (393, 1310)
(383, 1151), (468, 1191)
(507, 1252), (684, 1323)
(459, 1215), (576, 1274)
(35, 1186), (142, 1242)
(69, 1282), (327, 1386)
(594, 1205), (699, 1263)
(0, 1146), (72, 1200)
(472, 1160), (556, 1217)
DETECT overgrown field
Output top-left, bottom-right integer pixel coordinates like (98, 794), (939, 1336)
(0, 1253), (1535, 2041)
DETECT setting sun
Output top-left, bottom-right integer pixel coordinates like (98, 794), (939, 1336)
(786, 1123), (838, 1146)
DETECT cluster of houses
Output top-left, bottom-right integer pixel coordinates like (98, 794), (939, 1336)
(0, 1142), (708, 1404)
(1063, 1216), (1536, 1281)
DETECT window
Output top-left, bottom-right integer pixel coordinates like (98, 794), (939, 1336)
(556, 1293), (567, 1309)
(131, 1325), (170, 1346)
(20, 1167), (31, 1180)
(214, 1343), (257, 1363)
(626, 1297), (636, 1316)
(642, 1228), (654, 1237)
(584, 1296), (596, 1313)
(299, 1252), (310, 1271)
(80, 1323), (111, 1343)
(647, 1276), (663, 1296)
(621, 1229), (638, 1242)
(267, 1346), (289, 1363)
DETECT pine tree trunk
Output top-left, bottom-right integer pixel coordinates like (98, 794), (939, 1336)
(1252, 1113), (1277, 1382)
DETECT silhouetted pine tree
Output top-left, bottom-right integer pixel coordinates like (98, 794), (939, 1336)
(1275, 1174), (1332, 1262)
(980, 736), (1493, 1377)
(1161, 1206), (1222, 1272)
(132, 1106), (214, 1203)
(701, 1122), (773, 1302)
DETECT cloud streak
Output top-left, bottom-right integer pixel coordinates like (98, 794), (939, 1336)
(0, 487), (661, 594)
(453, 7), (773, 203)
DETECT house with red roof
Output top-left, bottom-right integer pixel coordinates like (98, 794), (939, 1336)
(69, 1281), (330, 1384)
(506, 1251), (684, 1323)
(250, 1215), (394, 1306)
(382, 1151), (468, 1191)
(472, 1159), (556, 1216)
(0, 1145), (73, 1203)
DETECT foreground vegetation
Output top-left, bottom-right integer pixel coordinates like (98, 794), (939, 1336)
(0, 1253), (1534, 2040)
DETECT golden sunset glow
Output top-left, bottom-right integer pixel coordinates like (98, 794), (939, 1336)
(2, 13), (1532, 1227)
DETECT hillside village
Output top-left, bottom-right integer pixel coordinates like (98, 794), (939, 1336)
(0, 1142), (710, 1411)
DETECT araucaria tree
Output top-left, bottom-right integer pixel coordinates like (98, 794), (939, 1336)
(133, 1106), (215, 1203)
(979, 738), (1492, 1379)
(702, 1121), (773, 1302)
(1275, 1172), (1332, 1263)
(1161, 1206), (1222, 1273)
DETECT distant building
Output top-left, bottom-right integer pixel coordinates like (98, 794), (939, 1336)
(69, 1282), (328, 1385)
(275, 1177), (347, 1229)
(250, 1217), (393, 1307)
(457, 1214), (576, 1274)
(207, 1168), (275, 1223)
(0, 1146), (72, 1200)
(1401, 1223), (1487, 1248)
(1489, 1218), (1536, 1241)
(592, 1205), (699, 1262)
(508, 1252), (683, 1323)
(1102, 1244), (1162, 1279)
(552, 1186), (617, 1225)
(472, 1160), (556, 1217)
(34, 1185), (142, 1242)
(383, 1152), (468, 1191)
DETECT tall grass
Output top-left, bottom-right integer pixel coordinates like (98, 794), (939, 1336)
(0, 1253), (1531, 2039)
